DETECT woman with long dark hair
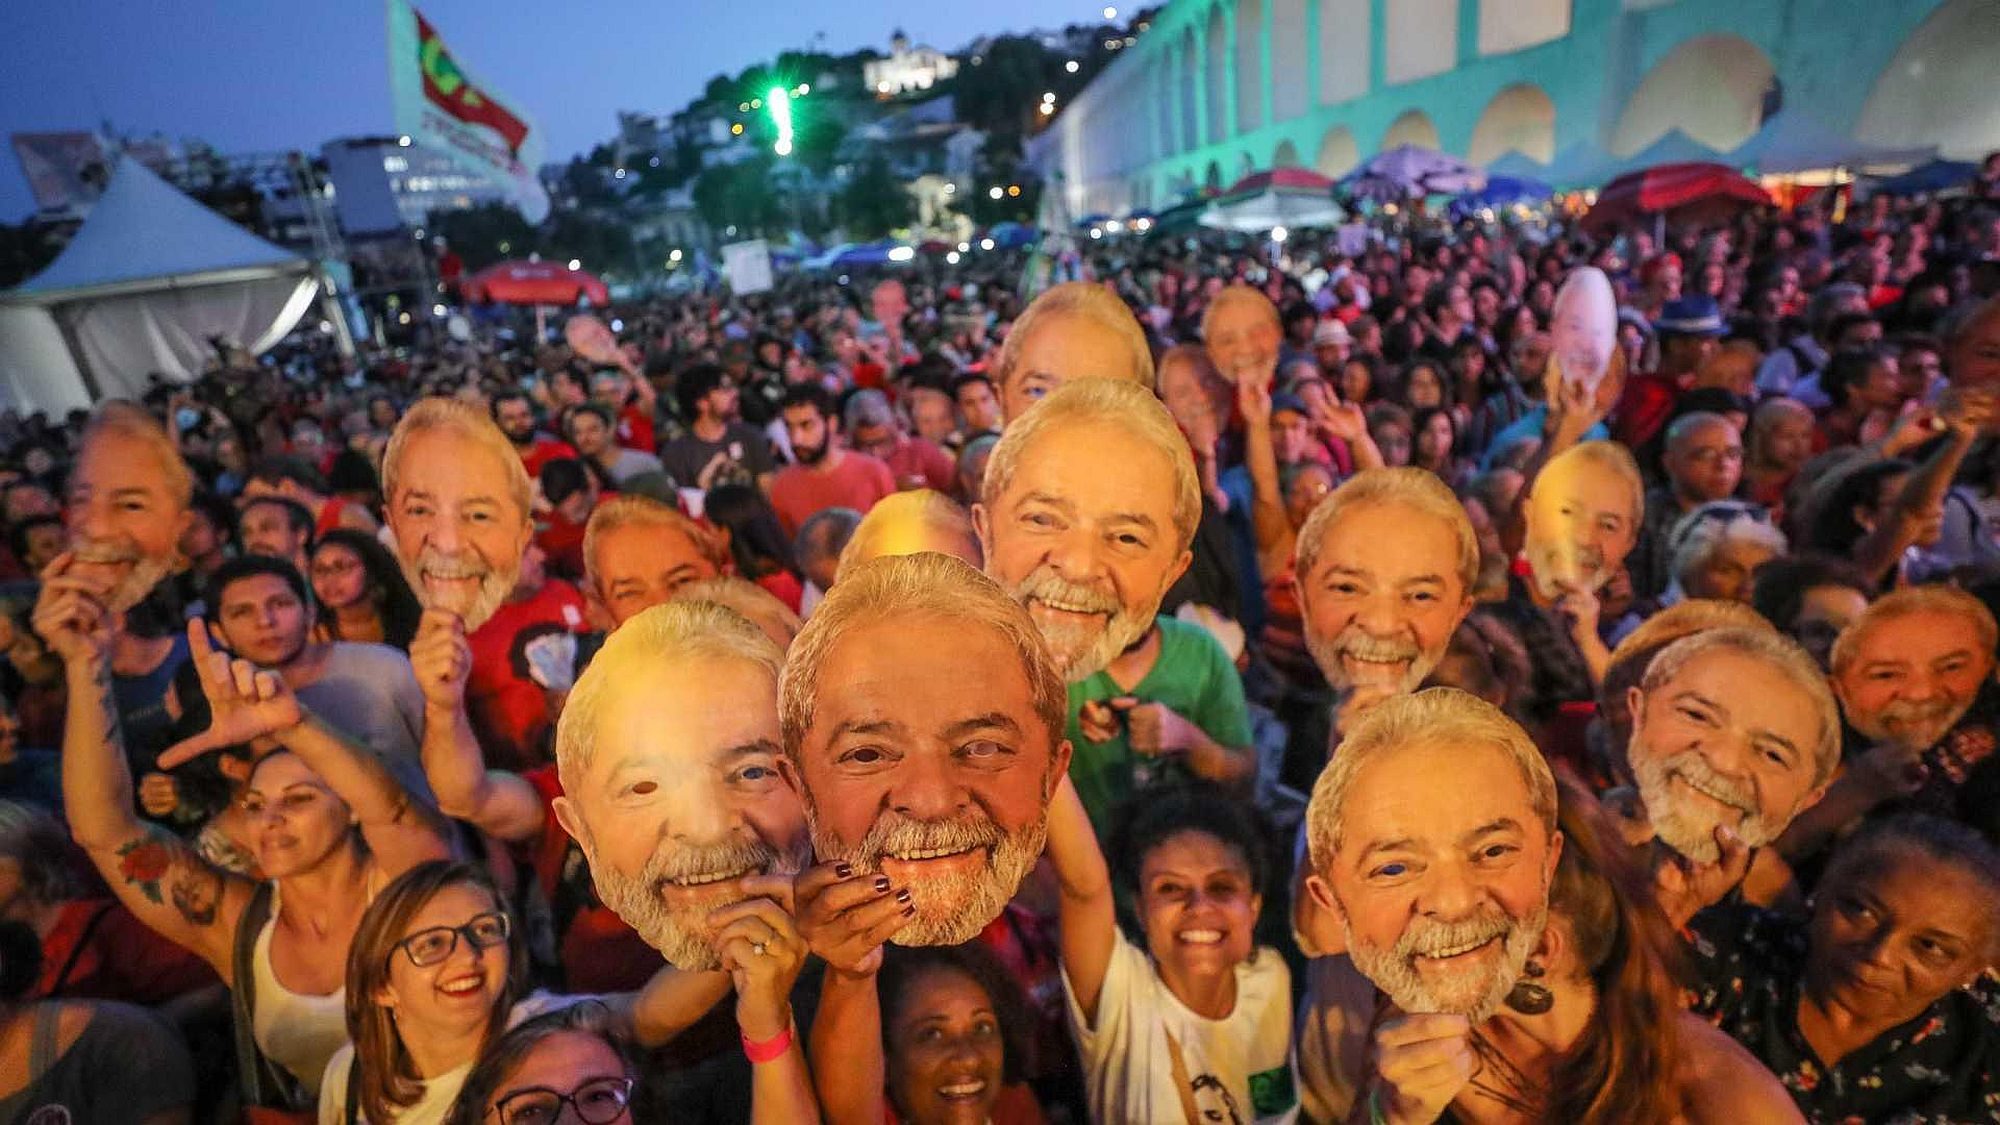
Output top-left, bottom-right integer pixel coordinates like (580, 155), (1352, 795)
(311, 529), (424, 651)
(702, 482), (805, 611)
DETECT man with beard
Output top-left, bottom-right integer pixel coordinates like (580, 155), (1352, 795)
(973, 379), (1246, 836)
(1782, 585), (2000, 855)
(1203, 285), (1283, 387)
(1301, 689), (1561, 1123)
(385, 398), (534, 635)
(1619, 627), (1840, 918)
(39, 403), (196, 787)
(991, 282), (1155, 425)
(1295, 468), (1477, 728)
(491, 390), (577, 479)
(768, 385), (896, 538)
(781, 551), (1070, 948)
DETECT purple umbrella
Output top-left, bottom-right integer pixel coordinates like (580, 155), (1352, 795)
(1340, 145), (1485, 202)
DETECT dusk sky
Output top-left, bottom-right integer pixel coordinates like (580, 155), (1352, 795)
(0, 0), (1105, 222)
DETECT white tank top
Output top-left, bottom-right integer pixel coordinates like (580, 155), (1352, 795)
(251, 882), (349, 1097)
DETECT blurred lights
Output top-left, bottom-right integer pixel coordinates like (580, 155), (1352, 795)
(610, 319), (624, 332)
(957, 241), (969, 252)
(397, 135), (411, 147)
(1271, 225), (1289, 243)
(567, 258), (581, 270)
(731, 123), (744, 135)
(398, 312), (412, 324)
(1039, 104), (1054, 116)
(498, 241), (510, 253)
(887, 246), (915, 262)
(1007, 184), (1021, 196)
(1065, 60), (1079, 73)
(946, 251), (961, 264)
(1105, 219), (1122, 232)
(432, 303), (447, 316)
(989, 186), (1004, 199)
(1103, 5), (1118, 17)
(1089, 228), (1102, 239)
(980, 237), (996, 251)
(614, 168), (626, 179)
(669, 248), (683, 262)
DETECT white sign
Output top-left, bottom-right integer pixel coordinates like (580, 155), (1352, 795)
(723, 239), (774, 295)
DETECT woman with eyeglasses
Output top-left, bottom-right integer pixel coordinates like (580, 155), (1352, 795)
(320, 860), (749, 1124)
(310, 530), (424, 652)
(442, 945), (820, 1125)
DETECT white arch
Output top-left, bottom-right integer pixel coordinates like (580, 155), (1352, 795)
(1235, 0), (1264, 134)
(1206, 7), (1231, 145)
(1315, 125), (1360, 176)
(1610, 34), (1773, 157)
(1856, 0), (2000, 160)
(1270, 0), (1308, 121)
(1382, 109), (1441, 151)
(1466, 83), (1557, 166)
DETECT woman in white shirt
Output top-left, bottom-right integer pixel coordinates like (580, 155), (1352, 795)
(319, 860), (739, 1124)
(1046, 779), (1299, 1124)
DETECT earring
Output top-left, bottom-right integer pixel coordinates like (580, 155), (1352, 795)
(1504, 959), (1554, 1015)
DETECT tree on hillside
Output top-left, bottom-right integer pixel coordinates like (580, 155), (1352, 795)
(838, 156), (915, 239)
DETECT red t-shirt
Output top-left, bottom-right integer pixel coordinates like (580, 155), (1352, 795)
(769, 452), (898, 538)
(467, 580), (590, 770)
(535, 510), (589, 584)
(1612, 372), (1682, 451)
(36, 899), (217, 1004)
(618, 403), (657, 454)
(520, 434), (580, 479)
(755, 570), (805, 613)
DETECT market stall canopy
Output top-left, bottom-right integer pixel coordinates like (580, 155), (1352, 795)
(1863, 158), (1978, 196)
(1584, 161), (1772, 233)
(1448, 176), (1555, 221)
(1, 156), (320, 412)
(463, 260), (612, 306)
(1201, 167), (1344, 231)
(1728, 113), (1936, 175)
(1340, 145), (1484, 202)
(1611, 129), (1723, 177)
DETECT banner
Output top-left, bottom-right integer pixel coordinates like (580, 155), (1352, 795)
(722, 239), (774, 295)
(386, 0), (549, 222)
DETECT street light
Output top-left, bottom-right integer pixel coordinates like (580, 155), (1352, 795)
(989, 186), (1004, 200)
(1066, 60), (1079, 73)
(567, 258), (581, 270)
(767, 87), (793, 157)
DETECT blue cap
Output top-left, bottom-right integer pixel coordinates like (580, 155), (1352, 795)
(1655, 295), (1726, 337)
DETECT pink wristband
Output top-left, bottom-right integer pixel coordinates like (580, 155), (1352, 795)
(740, 1020), (794, 1063)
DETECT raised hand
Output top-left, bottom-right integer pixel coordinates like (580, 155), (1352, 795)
(1076, 699), (1120, 743)
(155, 620), (303, 769)
(791, 861), (910, 976)
(709, 877), (807, 1044)
(1364, 1010), (1477, 1125)
(409, 609), (471, 711)
(1653, 824), (1751, 929)
(1110, 696), (1199, 756)
(30, 553), (113, 667)
(1314, 400), (1369, 445)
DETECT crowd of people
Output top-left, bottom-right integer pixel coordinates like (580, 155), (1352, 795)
(2, 159), (2000, 1125)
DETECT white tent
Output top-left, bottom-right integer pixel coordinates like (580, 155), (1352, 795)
(1727, 113), (1936, 176)
(0, 156), (322, 413)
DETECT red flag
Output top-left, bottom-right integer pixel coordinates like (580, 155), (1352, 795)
(414, 10), (530, 156)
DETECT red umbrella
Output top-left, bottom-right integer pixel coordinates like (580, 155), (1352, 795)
(1583, 162), (1771, 233)
(463, 260), (611, 306)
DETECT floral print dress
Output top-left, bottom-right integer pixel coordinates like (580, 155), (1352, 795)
(1684, 902), (2000, 1124)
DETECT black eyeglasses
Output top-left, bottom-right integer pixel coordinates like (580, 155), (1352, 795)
(391, 911), (510, 968)
(487, 1076), (633, 1125)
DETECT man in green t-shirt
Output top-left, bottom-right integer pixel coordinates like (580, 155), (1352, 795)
(1066, 612), (1254, 837)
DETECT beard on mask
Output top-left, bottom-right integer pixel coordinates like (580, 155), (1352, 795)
(70, 537), (172, 614)
(808, 803), (1045, 946)
(1851, 696), (1969, 754)
(1007, 566), (1152, 683)
(1344, 902), (1547, 1024)
(584, 832), (810, 970)
(1630, 747), (1780, 864)
(1305, 622), (1438, 695)
(403, 546), (513, 631)
(1524, 537), (1608, 602)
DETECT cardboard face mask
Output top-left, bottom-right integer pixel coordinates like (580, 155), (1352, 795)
(1546, 267), (1616, 400)
(780, 553), (1070, 947)
(385, 411), (533, 632)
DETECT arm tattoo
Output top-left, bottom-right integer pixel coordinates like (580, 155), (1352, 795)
(115, 830), (224, 927)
